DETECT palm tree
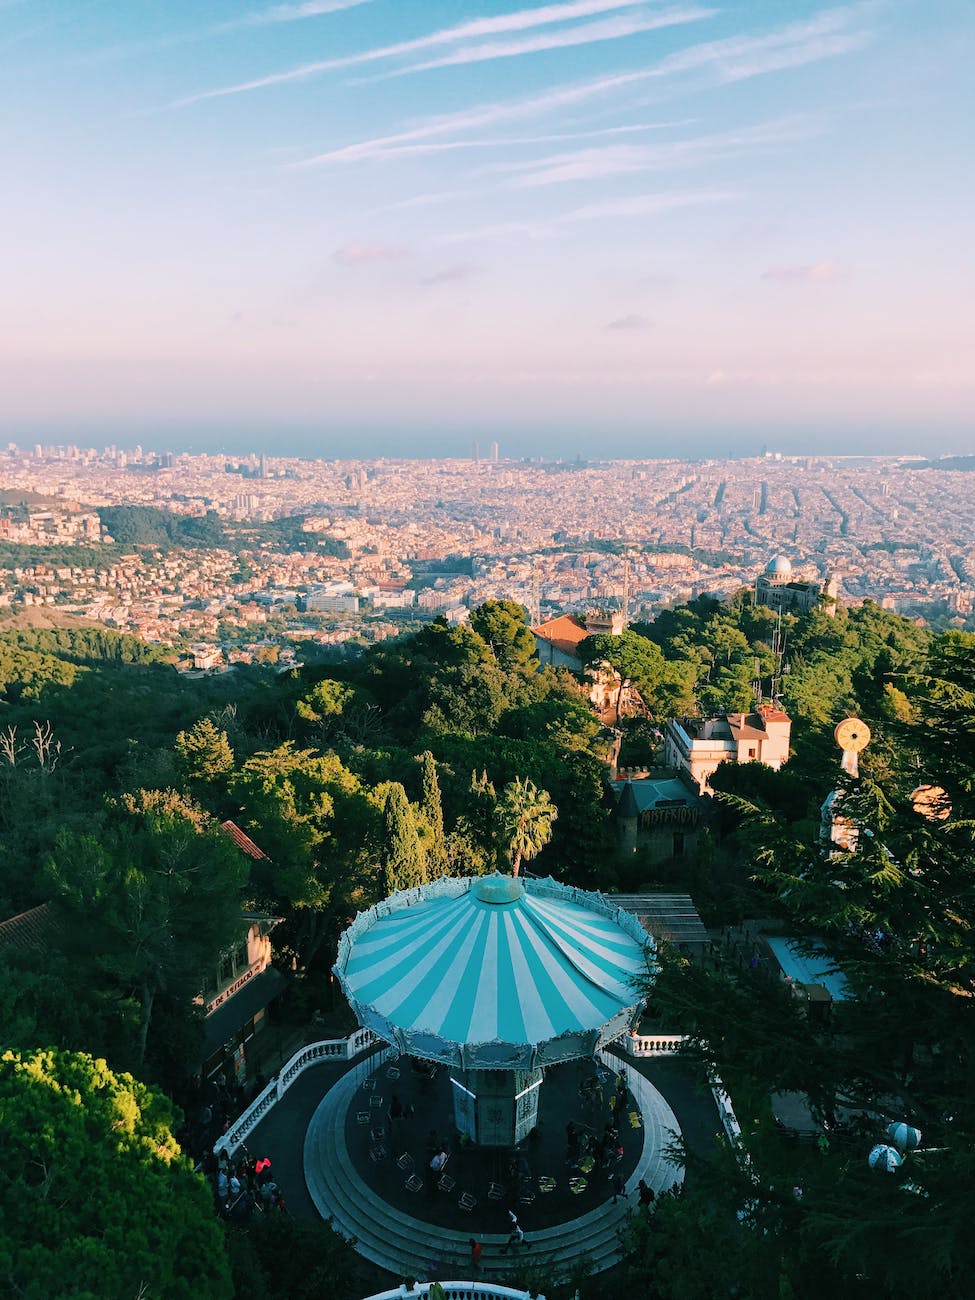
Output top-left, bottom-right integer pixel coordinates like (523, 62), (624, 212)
(498, 777), (558, 877)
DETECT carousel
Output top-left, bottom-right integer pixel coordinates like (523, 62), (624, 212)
(333, 872), (655, 1145)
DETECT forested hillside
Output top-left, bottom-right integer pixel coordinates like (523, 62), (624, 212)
(0, 596), (971, 1298)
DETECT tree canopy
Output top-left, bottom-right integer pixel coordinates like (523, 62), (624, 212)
(0, 1048), (232, 1300)
(497, 776), (558, 878)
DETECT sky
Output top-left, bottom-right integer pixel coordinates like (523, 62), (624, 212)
(1, 0), (973, 458)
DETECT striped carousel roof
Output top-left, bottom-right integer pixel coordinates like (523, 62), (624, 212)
(334, 875), (653, 1069)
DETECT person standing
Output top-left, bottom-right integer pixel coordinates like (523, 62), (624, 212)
(469, 1238), (482, 1273)
(502, 1209), (530, 1253)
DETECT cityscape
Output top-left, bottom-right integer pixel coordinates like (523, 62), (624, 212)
(1, 0), (973, 1298)
(2, 446), (973, 663)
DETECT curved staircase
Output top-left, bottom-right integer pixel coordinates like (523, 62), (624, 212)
(304, 1056), (682, 1282)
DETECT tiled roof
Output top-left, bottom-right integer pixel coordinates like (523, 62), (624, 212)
(532, 614), (590, 656)
(0, 901), (57, 951)
(220, 820), (270, 861)
(758, 706), (790, 722)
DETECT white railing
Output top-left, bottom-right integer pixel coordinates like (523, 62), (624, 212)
(362, 1285), (544, 1300)
(627, 1032), (686, 1057)
(623, 1033), (745, 1145)
(215, 1026), (383, 1157)
(216, 1024), (744, 1168)
(711, 1077), (744, 1145)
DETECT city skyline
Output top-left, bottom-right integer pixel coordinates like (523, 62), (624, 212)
(2, 0), (972, 456)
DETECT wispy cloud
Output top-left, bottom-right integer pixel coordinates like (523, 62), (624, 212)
(333, 242), (409, 265)
(608, 313), (652, 330)
(243, 0), (373, 24)
(174, 0), (704, 105)
(289, 8), (870, 167)
(498, 117), (817, 187)
(763, 261), (841, 282)
(372, 8), (716, 79)
(422, 262), (479, 286)
(561, 189), (734, 223)
(440, 189), (735, 241)
(292, 76), (657, 166)
(649, 5), (871, 82)
(358, 121), (696, 171)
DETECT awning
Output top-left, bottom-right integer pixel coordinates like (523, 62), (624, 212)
(202, 966), (289, 1057)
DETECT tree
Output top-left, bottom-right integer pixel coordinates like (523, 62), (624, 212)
(468, 599), (538, 673)
(497, 776), (558, 877)
(226, 1214), (366, 1300)
(46, 798), (247, 1073)
(380, 781), (427, 894)
(0, 1048), (232, 1300)
(580, 629), (665, 718)
(644, 629), (975, 1299)
(175, 717), (235, 789)
(419, 750), (448, 879)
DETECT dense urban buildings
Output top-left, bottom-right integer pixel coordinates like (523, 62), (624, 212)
(1, 448), (973, 661)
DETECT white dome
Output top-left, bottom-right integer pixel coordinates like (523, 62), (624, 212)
(765, 555), (793, 577)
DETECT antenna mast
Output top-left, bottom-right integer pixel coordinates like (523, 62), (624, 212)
(529, 562), (541, 627)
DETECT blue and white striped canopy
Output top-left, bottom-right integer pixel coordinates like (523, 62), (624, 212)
(334, 875), (653, 1070)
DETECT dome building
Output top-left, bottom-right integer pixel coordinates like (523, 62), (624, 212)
(755, 554), (833, 616)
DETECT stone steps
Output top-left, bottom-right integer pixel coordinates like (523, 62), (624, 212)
(303, 1054), (682, 1283)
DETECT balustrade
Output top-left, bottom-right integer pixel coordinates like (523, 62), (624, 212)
(214, 1028), (382, 1157)
(362, 1285), (544, 1300)
(627, 1032), (686, 1056)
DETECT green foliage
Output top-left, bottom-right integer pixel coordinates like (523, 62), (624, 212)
(175, 717), (235, 790)
(497, 775), (558, 877)
(0, 1048), (232, 1300)
(646, 628), (975, 1299)
(100, 505), (227, 550)
(0, 624), (169, 665)
(468, 598), (538, 672)
(419, 750), (448, 878)
(0, 541), (127, 568)
(581, 628), (666, 716)
(226, 1214), (366, 1300)
(46, 798), (248, 1073)
(380, 781), (427, 893)
(232, 742), (377, 918)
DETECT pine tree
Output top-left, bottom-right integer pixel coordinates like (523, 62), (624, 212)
(419, 750), (448, 879)
(381, 782), (427, 894)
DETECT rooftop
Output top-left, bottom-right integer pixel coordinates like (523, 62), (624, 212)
(0, 901), (57, 952)
(531, 613), (590, 656)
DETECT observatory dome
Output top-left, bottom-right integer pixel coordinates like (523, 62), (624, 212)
(765, 555), (793, 578)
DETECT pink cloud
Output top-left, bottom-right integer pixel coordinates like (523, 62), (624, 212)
(762, 260), (841, 283)
(333, 241), (410, 266)
(421, 261), (479, 286)
(607, 312), (651, 330)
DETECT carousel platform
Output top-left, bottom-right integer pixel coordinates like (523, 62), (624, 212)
(304, 1046), (683, 1282)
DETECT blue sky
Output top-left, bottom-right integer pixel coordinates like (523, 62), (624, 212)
(1, 0), (972, 457)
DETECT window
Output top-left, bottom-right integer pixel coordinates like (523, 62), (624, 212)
(748, 746), (757, 758)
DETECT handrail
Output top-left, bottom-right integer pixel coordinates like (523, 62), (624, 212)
(214, 1026), (382, 1157)
(627, 1032), (686, 1056)
(216, 1024), (744, 1169)
(711, 1077), (744, 1145)
(623, 1033), (744, 1145)
(361, 1285), (545, 1300)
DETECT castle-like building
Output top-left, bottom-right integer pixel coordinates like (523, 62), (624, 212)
(755, 555), (837, 617)
(663, 705), (792, 794)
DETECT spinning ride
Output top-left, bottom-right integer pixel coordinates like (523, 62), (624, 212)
(334, 873), (654, 1145)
